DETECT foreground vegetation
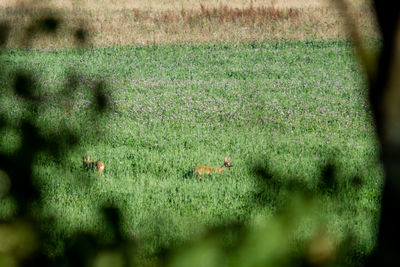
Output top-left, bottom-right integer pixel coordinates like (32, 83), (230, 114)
(0, 40), (382, 265)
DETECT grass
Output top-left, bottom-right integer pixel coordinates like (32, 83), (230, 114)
(0, 40), (383, 265)
(0, 0), (379, 48)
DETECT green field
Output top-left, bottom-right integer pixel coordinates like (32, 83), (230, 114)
(0, 41), (383, 265)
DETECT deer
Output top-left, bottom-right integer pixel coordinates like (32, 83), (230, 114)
(195, 157), (232, 180)
(83, 156), (105, 175)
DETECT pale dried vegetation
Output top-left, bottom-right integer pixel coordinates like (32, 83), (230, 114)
(0, 0), (379, 48)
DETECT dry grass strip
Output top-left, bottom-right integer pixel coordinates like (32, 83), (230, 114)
(0, 0), (379, 48)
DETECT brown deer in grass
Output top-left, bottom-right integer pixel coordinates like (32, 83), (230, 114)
(83, 156), (105, 175)
(195, 157), (232, 180)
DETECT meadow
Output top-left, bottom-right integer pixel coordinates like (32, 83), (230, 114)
(0, 40), (383, 265)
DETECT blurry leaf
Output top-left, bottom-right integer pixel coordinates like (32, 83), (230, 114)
(318, 162), (338, 194)
(37, 16), (60, 34)
(93, 81), (110, 112)
(0, 221), (39, 260)
(0, 21), (10, 47)
(93, 250), (124, 267)
(64, 233), (99, 267)
(351, 175), (363, 189)
(169, 240), (223, 267)
(0, 169), (11, 199)
(306, 229), (337, 266)
(0, 254), (17, 267)
(13, 71), (37, 100)
(74, 27), (87, 45)
(102, 205), (122, 242)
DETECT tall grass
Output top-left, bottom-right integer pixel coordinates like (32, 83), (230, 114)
(0, 1), (379, 48)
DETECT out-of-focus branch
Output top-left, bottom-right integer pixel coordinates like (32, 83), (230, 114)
(334, 0), (377, 82)
(335, 0), (400, 266)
